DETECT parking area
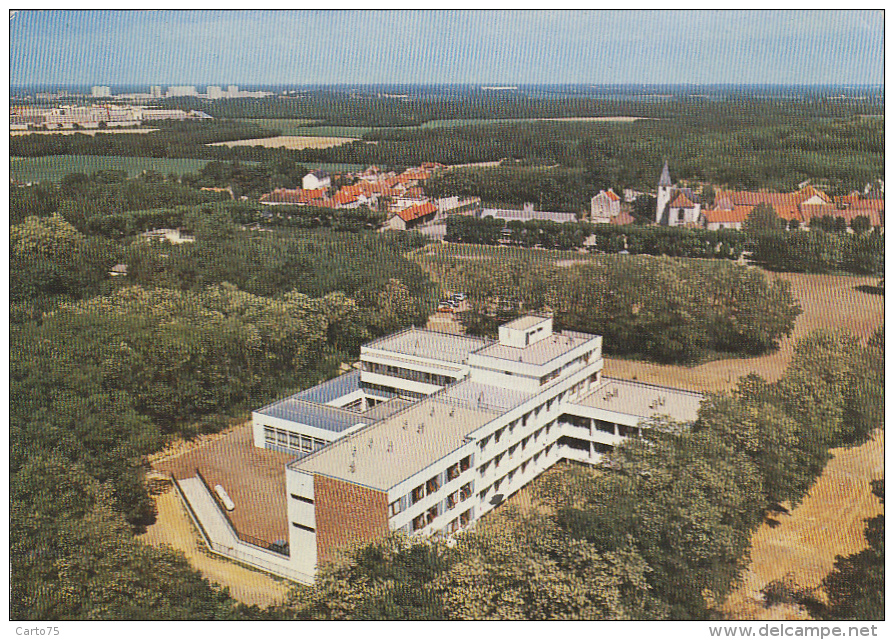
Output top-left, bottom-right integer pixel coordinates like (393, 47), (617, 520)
(155, 422), (295, 545)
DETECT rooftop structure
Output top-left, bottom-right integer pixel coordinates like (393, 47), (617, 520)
(363, 328), (487, 364)
(170, 315), (705, 585)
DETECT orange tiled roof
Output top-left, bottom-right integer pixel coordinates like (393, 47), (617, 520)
(609, 211), (635, 225)
(670, 192), (697, 208)
(704, 206), (752, 224)
(605, 189), (621, 201)
(396, 201), (438, 223)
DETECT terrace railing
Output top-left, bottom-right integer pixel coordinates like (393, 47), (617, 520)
(194, 467), (289, 557)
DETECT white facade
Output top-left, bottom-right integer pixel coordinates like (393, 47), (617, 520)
(590, 189), (621, 222)
(303, 171), (331, 191)
(179, 316), (704, 585)
(91, 85), (112, 98)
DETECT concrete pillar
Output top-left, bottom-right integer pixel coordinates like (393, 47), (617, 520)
(614, 423), (619, 437)
(589, 419), (594, 438)
(589, 441), (594, 460)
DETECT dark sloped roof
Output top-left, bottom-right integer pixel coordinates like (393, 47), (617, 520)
(658, 161), (672, 187)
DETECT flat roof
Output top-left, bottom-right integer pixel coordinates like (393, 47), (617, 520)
(363, 328), (488, 364)
(571, 376), (703, 423)
(255, 371), (402, 433)
(502, 315), (549, 331)
(474, 331), (595, 367)
(292, 370), (363, 404)
(291, 380), (532, 491)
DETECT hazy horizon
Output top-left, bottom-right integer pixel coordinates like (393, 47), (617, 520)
(10, 10), (884, 86)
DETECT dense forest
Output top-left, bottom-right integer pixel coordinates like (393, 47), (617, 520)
(430, 254), (801, 364)
(158, 87), (884, 127)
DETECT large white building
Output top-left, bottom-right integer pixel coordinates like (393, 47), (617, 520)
(171, 315), (703, 584)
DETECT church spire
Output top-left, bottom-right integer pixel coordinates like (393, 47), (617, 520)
(658, 161), (672, 187)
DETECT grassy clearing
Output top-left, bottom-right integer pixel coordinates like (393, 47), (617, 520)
(721, 431), (884, 620)
(11, 155), (219, 183)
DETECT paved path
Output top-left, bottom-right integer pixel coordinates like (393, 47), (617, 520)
(140, 488), (293, 608)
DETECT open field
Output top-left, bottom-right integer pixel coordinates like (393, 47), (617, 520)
(721, 431), (884, 620)
(10, 128), (157, 136)
(233, 116), (649, 139)
(234, 119), (375, 139)
(10, 154), (218, 183)
(208, 135), (356, 150)
(140, 486), (293, 607)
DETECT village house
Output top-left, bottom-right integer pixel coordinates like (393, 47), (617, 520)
(302, 170), (331, 191)
(590, 189), (621, 223)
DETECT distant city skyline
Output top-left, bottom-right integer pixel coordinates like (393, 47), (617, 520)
(10, 10), (884, 86)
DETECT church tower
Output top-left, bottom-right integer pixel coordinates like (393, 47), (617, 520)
(655, 161), (673, 224)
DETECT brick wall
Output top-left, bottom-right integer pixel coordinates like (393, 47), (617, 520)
(314, 474), (389, 565)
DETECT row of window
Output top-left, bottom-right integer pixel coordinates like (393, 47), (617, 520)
(479, 420), (555, 478)
(264, 426), (328, 453)
(363, 361), (456, 387)
(479, 445), (553, 503)
(413, 505), (474, 532)
(389, 456), (473, 517)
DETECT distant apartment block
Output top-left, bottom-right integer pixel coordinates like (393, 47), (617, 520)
(90, 85), (112, 98)
(167, 315), (703, 585)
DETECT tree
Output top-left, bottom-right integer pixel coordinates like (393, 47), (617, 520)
(743, 203), (783, 233)
(556, 423), (765, 619)
(435, 511), (667, 620)
(633, 195), (657, 224)
(850, 215), (871, 234)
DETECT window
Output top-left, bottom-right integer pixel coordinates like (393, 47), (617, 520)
(493, 453), (501, 469)
(459, 455), (472, 472)
(494, 428), (503, 443)
(291, 494), (314, 505)
(460, 509), (473, 526)
(264, 426), (275, 445)
(412, 514), (425, 531)
(313, 437), (327, 450)
(300, 435), (313, 452)
(389, 500), (403, 516)
(446, 491), (459, 510)
(411, 485), (425, 504)
(508, 444), (517, 460)
(446, 463), (461, 481)
(292, 522), (315, 533)
(448, 519), (460, 533)
(479, 461), (489, 476)
(426, 476), (440, 495)
(289, 432), (302, 449)
(460, 482), (473, 501)
(427, 505), (439, 524)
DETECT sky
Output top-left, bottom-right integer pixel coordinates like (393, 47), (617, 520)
(8, 9), (885, 87)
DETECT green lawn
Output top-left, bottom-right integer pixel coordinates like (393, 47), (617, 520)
(10, 155), (220, 183)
